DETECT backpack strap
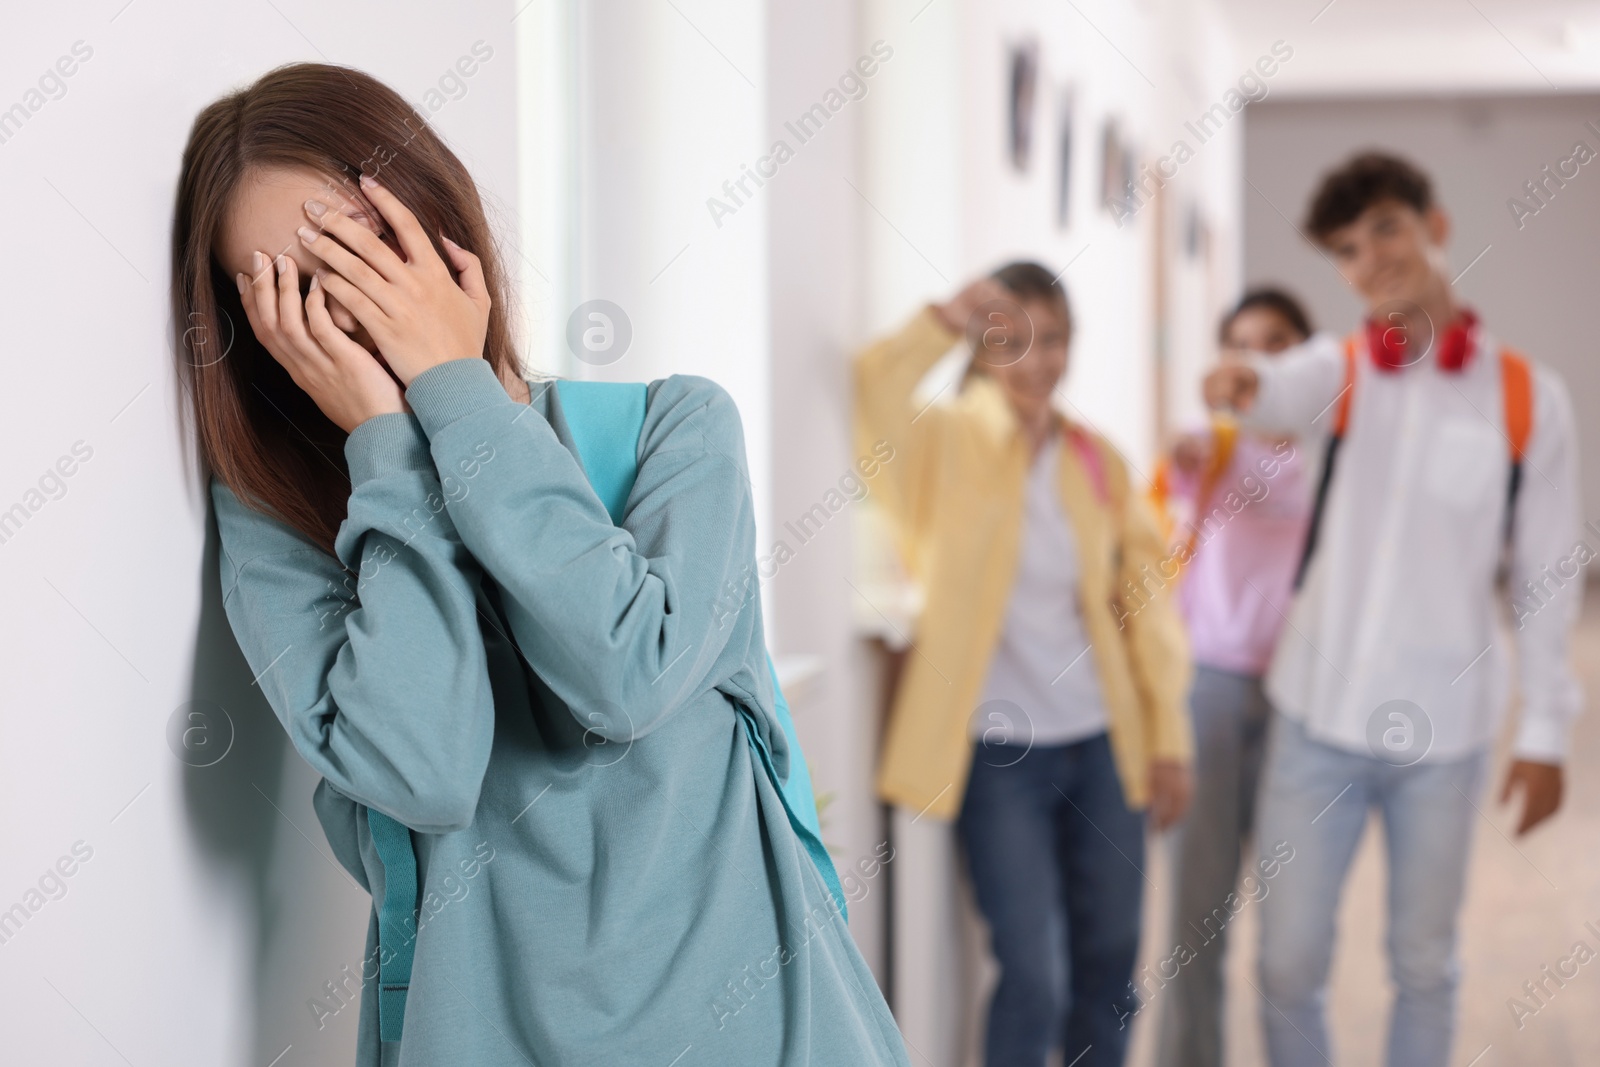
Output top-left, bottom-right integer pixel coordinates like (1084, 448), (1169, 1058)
(1064, 424), (1110, 505)
(1331, 333), (1359, 435)
(1500, 347), (1535, 544)
(1292, 337), (1537, 591)
(742, 661), (849, 919)
(1146, 416), (1239, 574)
(1291, 335), (1359, 590)
(1205, 419), (1240, 490)
(553, 379), (850, 919)
(366, 809), (418, 1042)
(554, 379), (648, 523)
(1501, 348), (1534, 461)
(1065, 424), (1138, 598)
(1147, 461), (1175, 545)
(1186, 419), (1238, 558)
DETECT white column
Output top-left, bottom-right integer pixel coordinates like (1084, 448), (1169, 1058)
(514, 0), (578, 377)
(859, 3), (968, 1064)
(571, 0), (773, 566)
(860, 0), (962, 332)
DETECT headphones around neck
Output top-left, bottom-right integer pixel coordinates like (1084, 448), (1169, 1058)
(1363, 305), (1479, 372)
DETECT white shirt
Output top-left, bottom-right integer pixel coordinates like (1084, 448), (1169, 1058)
(972, 435), (1110, 746)
(1240, 327), (1584, 762)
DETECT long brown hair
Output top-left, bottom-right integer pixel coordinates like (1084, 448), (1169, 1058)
(172, 62), (521, 555)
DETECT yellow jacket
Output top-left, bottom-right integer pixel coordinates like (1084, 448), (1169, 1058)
(854, 307), (1194, 821)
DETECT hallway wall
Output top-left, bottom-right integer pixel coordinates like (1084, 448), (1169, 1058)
(0, 3), (519, 1064)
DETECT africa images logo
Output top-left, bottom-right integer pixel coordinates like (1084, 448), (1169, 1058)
(1365, 699), (1434, 767)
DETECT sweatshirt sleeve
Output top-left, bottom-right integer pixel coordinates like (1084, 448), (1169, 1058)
(211, 412), (497, 834)
(1507, 366), (1586, 761)
(852, 306), (962, 556)
(1238, 331), (1347, 437)
(400, 359), (760, 744)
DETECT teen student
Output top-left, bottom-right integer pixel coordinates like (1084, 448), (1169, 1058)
(176, 63), (911, 1067)
(1150, 289), (1317, 1067)
(1204, 151), (1585, 1067)
(854, 263), (1194, 1067)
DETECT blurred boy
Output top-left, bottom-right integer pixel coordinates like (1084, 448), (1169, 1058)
(1204, 151), (1583, 1067)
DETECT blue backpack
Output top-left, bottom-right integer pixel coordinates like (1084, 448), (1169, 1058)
(364, 378), (844, 1041)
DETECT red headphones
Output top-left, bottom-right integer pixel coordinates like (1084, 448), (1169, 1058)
(1364, 305), (1479, 373)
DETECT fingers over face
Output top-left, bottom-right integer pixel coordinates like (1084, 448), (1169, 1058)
(273, 254), (303, 337)
(271, 254), (327, 365)
(359, 173), (436, 266)
(304, 199), (407, 282)
(313, 266), (387, 335)
(304, 275), (372, 362)
(248, 250), (280, 334)
(441, 235), (490, 304)
(298, 224), (401, 314)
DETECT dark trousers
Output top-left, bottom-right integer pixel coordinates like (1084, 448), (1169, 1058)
(956, 732), (1145, 1067)
(1155, 665), (1274, 1067)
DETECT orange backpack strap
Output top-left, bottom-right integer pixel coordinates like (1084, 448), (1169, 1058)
(1182, 418), (1237, 557)
(1499, 347), (1534, 462)
(1333, 333), (1359, 435)
(1148, 459), (1176, 544)
(1148, 417), (1238, 575)
(1498, 346), (1535, 545)
(1203, 417), (1239, 489)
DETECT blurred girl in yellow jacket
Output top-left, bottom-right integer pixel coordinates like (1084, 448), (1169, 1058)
(854, 262), (1194, 1067)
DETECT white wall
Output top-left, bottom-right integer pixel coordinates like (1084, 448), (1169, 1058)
(0, 4), (518, 1064)
(1242, 93), (1600, 535)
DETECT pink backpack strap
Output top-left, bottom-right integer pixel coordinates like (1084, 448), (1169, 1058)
(1064, 425), (1109, 505)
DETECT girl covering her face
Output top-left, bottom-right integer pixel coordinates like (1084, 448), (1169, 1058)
(176, 62), (912, 1067)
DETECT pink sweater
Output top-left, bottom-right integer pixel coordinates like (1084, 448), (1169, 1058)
(1170, 432), (1313, 675)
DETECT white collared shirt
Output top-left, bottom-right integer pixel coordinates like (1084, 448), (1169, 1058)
(1239, 326), (1584, 762)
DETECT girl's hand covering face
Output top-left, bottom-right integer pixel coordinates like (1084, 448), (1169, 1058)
(295, 173), (492, 387)
(235, 247), (408, 435)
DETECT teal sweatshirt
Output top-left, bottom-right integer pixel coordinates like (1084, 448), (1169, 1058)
(211, 357), (911, 1067)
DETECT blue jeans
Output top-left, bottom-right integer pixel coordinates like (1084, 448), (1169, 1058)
(1156, 666), (1274, 1067)
(956, 732), (1145, 1067)
(1254, 714), (1487, 1067)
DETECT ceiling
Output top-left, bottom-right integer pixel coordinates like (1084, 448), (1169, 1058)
(1208, 0), (1600, 96)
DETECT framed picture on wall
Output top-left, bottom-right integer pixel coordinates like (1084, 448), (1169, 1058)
(1008, 38), (1039, 171)
(1183, 199), (1210, 260)
(1056, 87), (1074, 228)
(1099, 120), (1140, 220)
(1120, 135), (1136, 209)
(1099, 118), (1121, 210)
